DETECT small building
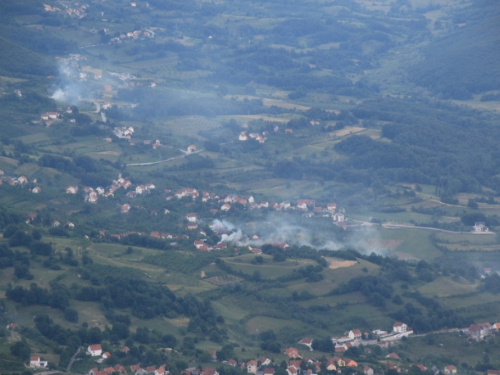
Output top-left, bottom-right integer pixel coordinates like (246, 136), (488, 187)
(474, 222), (489, 232)
(87, 344), (103, 357)
(392, 322), (408, 333)
(247, 360), (258, 374)
(298, 338), (313, 350)
(30, 357), (48, 368)
(284, 347), (301, 358)
(186, 213), (198, 223)
(444, 365), (457, 375)
(348, 329), (362, 340)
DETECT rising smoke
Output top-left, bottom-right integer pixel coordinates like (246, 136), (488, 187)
(213, 215), (389, 255)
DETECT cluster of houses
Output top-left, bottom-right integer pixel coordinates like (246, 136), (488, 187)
(66, 175), (155, 205)
(167, 188), (343, 220)
(466, 322), (500, 341)
(81, 340), (454, 375)
(27, 320), (500, 375)
(109, 28), (155, 44)
(0, 170), (42, 193)
(331, 323), (413, 353)
(44, 3), (88, 18)
(114, 126), (135, 139)
(238, 131), (267, 144)
(39, 111), (62, 127)
(237, 122), (303, 144)
(60, 181), (346, 244)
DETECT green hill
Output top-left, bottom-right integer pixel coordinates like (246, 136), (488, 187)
(409, 0), (500, 99)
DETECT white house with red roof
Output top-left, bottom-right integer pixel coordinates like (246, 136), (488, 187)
(121, 204), (131, 214)
(30, 356), (48, 368)
(87, 344), (103, 356)
(444, 365), (457, 374)
(155, 365), (167, 375)
(348, 329), (362, 340)
(327, 203), (337, 212)
(297, 199), (315, 211)
(247, 360), (258, 374)
(284, 347), (300, 358)
(298, 338), (313, 350)
(363, 367), (373, 375)
(392, 322), (408, 333)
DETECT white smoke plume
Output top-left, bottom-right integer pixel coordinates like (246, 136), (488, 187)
(50, 63), (84, 104)
(211, 215), (391, 256)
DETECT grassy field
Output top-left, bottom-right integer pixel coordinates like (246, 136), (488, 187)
(221, 254), (318, 279)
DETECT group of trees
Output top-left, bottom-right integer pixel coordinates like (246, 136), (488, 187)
(38, 154), (114, 187)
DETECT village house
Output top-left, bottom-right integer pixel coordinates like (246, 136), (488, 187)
(372, 329), (388, 337)
(468, 323), (492, 340)
(30, 356), (48, 368)
(444, 365), (457, 375)
(386, 353), (401, 360)
(201, 368), (218, 375)
(26, 212), (37, 223)
(284, 347), (301, 358)
(260, 358), (272, 366)
(326, 360), (336, 371)
(17, 176), (28, 184)
(297, 199), (315, 211)
(221, 203), (231, 211)
(263, 368), (275, 375)
(32, 186), (41, 193)
(7, 323), (19, 330)
(392, 322), (409, 333)
(114, 365), (127, 374)
(474, 222), (489, 232)
(327, 203), (337, 212)
(348, 329), (362, 341)
(194, 240), (206, 249)
(155, 365), (167, 375)
(344, 359), (358, 367)
(417, 365), (427, 372)
(298, 338), (313, 350)
(87, 344), (103, 356)
(66, 186), (78, 194)
(225, 359), (237, 367)
(331, 357), (345, 367)
(333, 213), (345, 223)
(121, 204), (131, 214)
(186, 213), (198, 223)
(247, 360), (258, 374)
(363, 366), (373, 375)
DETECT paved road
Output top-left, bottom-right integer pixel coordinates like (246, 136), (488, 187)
(126, 149), (203, 166)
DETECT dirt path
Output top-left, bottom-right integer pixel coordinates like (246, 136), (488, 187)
(66, 346), (82, 372)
